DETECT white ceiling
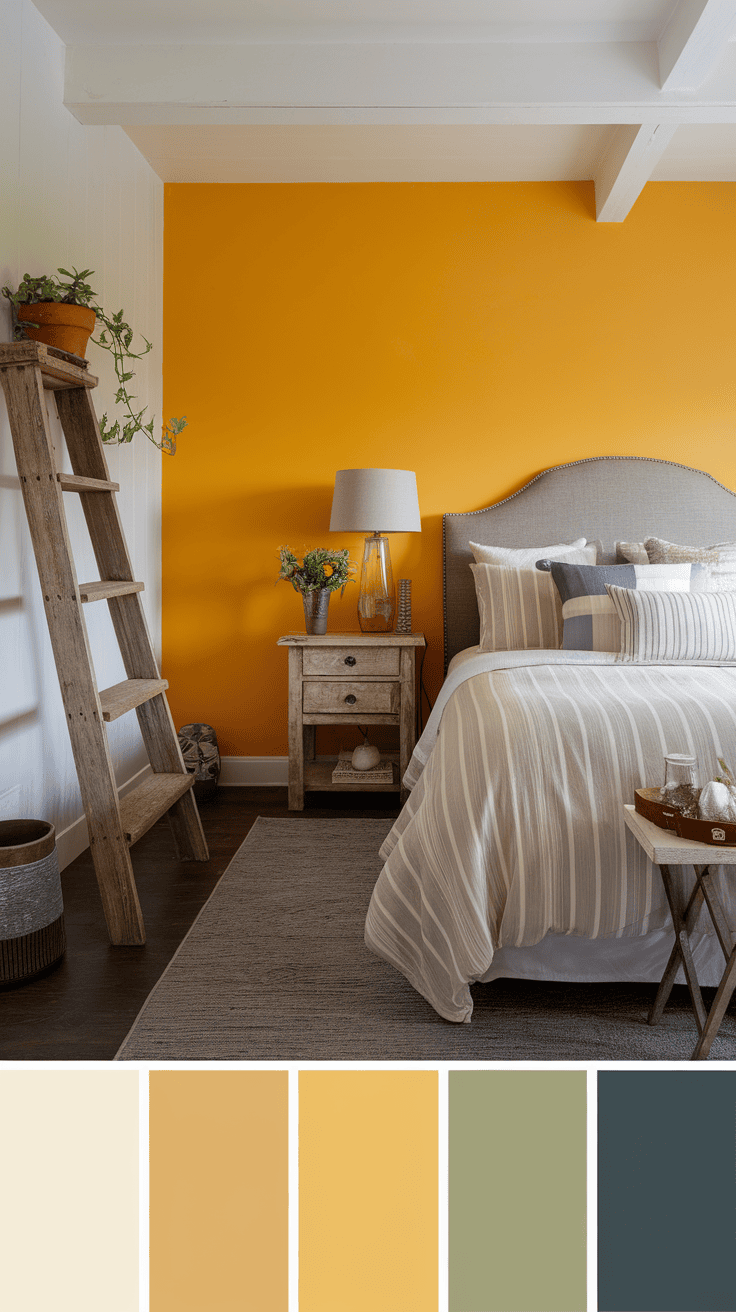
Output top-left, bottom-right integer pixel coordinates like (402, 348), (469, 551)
(30, 2), (687, 44)
(34, 0), (736, 218)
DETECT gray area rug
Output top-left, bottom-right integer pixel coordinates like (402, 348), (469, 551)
(116, 817), (736, 1061)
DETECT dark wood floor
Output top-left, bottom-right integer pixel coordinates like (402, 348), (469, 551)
(0, 786), (400, 1062)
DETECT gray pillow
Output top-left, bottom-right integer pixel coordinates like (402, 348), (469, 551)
(538, 560), (709, 651)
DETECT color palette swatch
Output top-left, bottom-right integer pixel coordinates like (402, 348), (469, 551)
(26, 1066), (736, 1311)
(299, 1070), (438, 1311)
(0, 1070), (139, 1312)
(449, 1070), (587, 1312)
(598, 1070), (736, 1312)
(149, 1070), (288, 1312)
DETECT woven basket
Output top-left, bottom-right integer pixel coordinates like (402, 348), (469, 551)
(0, 819), (66, 984)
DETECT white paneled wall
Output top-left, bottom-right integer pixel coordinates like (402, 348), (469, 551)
(0, 0), (165, 867)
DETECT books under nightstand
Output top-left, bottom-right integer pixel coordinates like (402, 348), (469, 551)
(331, 751), (395, 786)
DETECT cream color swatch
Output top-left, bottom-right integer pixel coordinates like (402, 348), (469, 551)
(0, 1070), (139, 1311)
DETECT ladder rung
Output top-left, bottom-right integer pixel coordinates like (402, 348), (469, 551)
(58, 472), (120, 493)
(119, 772), (195, 847)
(78, 579), (145, 602)
(98, 678), (168, 722)
(0, 341), (98, 389)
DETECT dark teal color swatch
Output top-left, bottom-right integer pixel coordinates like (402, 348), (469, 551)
(598, 1070), (736, 1311)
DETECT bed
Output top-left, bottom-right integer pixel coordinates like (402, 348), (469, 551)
(364, 456), (736, 1022)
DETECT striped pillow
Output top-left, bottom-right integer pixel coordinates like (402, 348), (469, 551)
(540, 561), (708, 652)
(606, 585), (736, 663)
(471, 563), (562, 651)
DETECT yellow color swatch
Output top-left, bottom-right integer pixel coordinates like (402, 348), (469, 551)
(299, 1070), (438, 1312)
(0, 1070), (138, 1312)
(150, 1070), (288, 1312)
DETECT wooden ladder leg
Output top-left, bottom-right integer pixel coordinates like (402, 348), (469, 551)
(55, 385), (208, 861)
(0, 361), (146, 944)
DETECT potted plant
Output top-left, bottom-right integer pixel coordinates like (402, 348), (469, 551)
(277, 546), (356, 634)
(2, 267), (185, 453)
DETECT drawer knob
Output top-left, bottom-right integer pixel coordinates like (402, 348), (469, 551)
(344, 694), (357, 705)
(344, 655), (356, 666)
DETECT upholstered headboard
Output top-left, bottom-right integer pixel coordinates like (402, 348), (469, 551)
(443, 456), (736, 670)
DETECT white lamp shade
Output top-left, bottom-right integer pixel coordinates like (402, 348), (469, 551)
(329, 468), (421, 533)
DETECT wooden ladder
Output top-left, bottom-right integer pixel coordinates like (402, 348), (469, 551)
(0, 341), (209, 945)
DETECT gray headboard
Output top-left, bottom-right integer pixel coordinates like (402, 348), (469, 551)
(443, 456), (736, 670)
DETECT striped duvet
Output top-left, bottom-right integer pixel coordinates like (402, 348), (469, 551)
(364, 652), (736, 1022)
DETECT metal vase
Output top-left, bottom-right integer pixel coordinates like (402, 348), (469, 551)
(302, 588), (330, 635)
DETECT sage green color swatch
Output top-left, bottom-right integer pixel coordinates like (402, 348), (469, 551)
(449, 1070), (586, 1312)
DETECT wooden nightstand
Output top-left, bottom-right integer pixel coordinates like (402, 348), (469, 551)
(277, 632), (426, 811)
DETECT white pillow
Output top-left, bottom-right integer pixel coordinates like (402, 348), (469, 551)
(469, 538), (596, 567)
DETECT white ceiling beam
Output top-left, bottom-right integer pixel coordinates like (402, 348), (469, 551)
(594, 122), (680, 221)
(64, 41), (736, 127)
(658, 0), (736, 89)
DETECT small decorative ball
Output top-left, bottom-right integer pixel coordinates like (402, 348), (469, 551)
(351, 741), (381, 771)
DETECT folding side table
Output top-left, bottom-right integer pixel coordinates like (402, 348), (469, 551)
(624, 803), (736, 1060)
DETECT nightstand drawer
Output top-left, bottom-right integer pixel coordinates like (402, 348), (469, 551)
(303, 681), (400, 714)
(302, 646), (401, 677)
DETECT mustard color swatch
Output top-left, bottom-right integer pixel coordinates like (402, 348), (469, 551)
(449, 1070), (587, 1312)
(162, 181), (736, 756)
(299, 1070), (438, 1311)
(0, 1070), (139, 1312)
(149, 1070), (288, 1312)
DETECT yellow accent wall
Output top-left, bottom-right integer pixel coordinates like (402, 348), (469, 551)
(162, 181), (735, 757)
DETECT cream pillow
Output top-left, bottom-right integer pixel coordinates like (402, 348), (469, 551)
(644, 536), (736, 591)
(615, 541), (649, 565)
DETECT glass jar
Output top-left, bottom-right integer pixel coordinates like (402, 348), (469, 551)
(660, 753), (699, 814)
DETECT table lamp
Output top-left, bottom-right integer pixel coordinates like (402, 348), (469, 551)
(329, 468), (421, 632)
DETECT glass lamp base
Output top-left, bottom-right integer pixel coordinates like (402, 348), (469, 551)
(357, 534), (395, 633)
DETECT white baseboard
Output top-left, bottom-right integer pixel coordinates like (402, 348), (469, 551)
(55, 763), (153, 872)
(219, 756), (289, 786)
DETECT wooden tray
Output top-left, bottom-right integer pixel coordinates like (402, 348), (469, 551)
(635, 787), (736, 846)
(634, 788), (681, 831)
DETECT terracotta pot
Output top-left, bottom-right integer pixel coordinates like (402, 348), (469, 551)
(17, 302), (96, 359)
